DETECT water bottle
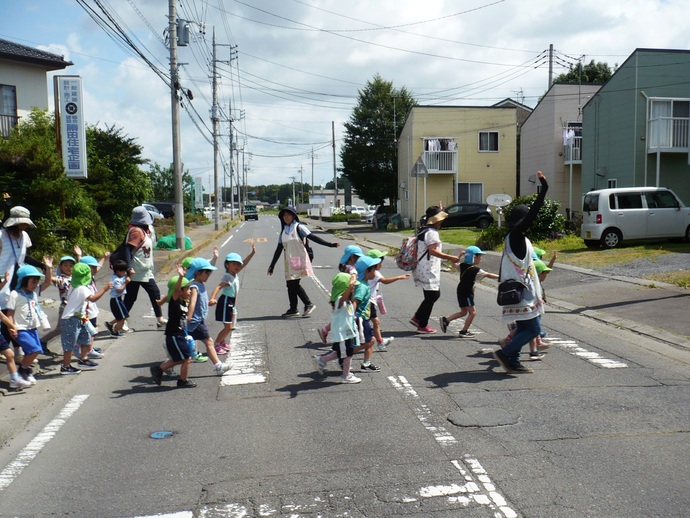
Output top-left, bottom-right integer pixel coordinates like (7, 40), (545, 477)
(185, 335), (196, 356)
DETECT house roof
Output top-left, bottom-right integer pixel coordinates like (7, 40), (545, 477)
(492, 97), (533, 112)
(0, 38), (73, 70)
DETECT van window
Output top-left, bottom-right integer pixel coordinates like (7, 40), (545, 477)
(645, 191), (678, 209)
(583, 193), (599, 212)
(615, 193), (643, 210)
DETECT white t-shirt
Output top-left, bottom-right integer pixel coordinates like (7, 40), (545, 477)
(368, 270), (383, 303)
(62, 286), (91, 320)
(7, 289), (41, 330)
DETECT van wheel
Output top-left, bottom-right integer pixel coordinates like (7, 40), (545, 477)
(584, 239), (599, 248)
(685, 225), (690, 242)
(600, 228), (622, 248)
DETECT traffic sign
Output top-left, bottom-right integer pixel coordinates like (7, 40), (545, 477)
(486, 194), (512, 207)
(410, 157), (428, 178)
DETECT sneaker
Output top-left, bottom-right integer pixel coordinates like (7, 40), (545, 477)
(109, 331), (124, 339)
(77, 358), (99, 368)
(317, 327), (328, 344)
(192, 353), (208, 363)
(338, 373), (361, 384)
(157, 318), (168, 328)
(87, 350), (104, 359)
(302, 304), (316, 317)
(416, 325), (437, 334)
(105, 321), (114, 334)
(377, 336), (393, 352)
(529, 351), (545, 361)
(214, 362), (233, 375)
(122, 321), (134, 333)
(312, 355), (326, 376)
(282, 309), (300, 318)
(163, 367), (177, 377)
(409, 316), (420, 327)
(512, 364), (534, 374)
(19, 367), (37, 385)
(93, 346), (103, 353)
(458, 330), (475, 338)
(60, 365), (81, 375)
(150, 365), (163, 386)
(214, 343), (230, 355)
(177, 378), (197, 388)
(492, 349), (521, 374)
(439, 316), (449, 333)
(10, 377), (32, 389)
(361, 362), (381, 372)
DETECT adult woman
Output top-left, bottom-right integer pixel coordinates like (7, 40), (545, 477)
(267, 207), (339, 318)
(120, 206), (166, 328)
(493, 171), (549, 374)
(409, 206), (461, 334)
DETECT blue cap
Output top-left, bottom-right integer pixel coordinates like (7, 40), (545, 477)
(185, 257), (217, 279)
(339, 245), (362, 265)
(16, 265), (44, 286)
(59, 256), (76, 265)
(225, 253), (243, 265)
(464, 245), (485, 264)
(80, 256), (101, 268)
(354, 255), (381, 281)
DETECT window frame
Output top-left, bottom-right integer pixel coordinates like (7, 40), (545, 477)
(478, 131), (499, 152)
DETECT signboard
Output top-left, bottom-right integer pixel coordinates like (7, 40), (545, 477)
(194, 177), (204, 209)
(486, 193), (512, 207)
(309, 194), (326, 206)
(410, 156), (428, 178)
(55, 76), (87, 179)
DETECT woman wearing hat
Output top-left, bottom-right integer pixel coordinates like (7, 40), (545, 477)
(118, 206), (167, 329)
(493, 171), (549, 375)
(267, 207), (340, 318)
(410, 206), (462, 334)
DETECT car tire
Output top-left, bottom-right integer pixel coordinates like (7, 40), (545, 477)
(476, 218), (491, 229)
(583, 239), (599, 248)
(600, 228), (622, 249)
(685, 225), (690, 242)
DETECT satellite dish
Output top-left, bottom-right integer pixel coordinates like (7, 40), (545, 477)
(528, 174), (536, 183)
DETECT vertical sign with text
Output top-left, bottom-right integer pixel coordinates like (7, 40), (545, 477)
(55, 76), (87, 179)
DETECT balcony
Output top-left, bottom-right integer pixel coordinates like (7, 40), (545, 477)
(563, 136), (582, 164)
(422, 150), (457, 173)
(648, 116), (690, 152)
(0, 114), (19, 138)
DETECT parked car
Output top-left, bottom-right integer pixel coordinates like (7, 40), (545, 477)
(581, 187), (690, 248)
(437, 203), (494, 229)
(150, 201), (176, 218)
(143, 203), (164, 220)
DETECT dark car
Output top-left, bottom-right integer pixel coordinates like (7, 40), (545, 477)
(440, 203), (494, 229)
(150, 202), (176, 218)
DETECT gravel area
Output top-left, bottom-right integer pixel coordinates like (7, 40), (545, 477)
(597, 253), (690, 278)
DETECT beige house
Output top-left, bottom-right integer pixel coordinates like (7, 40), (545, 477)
(397, 105), (521, 225)
(0, 38), (72, 137)
(520, 83), (602, 218)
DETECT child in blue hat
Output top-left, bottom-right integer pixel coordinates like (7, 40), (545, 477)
(352, 255), (382, 372)
(209, 242), (256, 355)
(439, 245), (498, 338)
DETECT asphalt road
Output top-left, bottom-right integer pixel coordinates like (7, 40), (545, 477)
(0, 217), (688, 517)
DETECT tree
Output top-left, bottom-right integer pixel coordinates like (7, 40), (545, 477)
(555, 60), (615, 84)
(147, 163), (194, 212)
(340, 75), (416, 207)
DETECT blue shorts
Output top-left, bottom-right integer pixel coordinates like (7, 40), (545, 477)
(188, 322), (210, 341)
(214, 295), (236, 324)
(332, 337), (355, 359)
(16, 329), (43, 355)
(61, 316), (91, 353)
(456, 287), (475, 308)
(356, 318), (374, 344)
(110, 297), (129, 321)
(0, 332), (11, 352)
(165, 334), (192, 362)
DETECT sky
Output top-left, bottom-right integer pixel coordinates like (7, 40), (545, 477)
(3, 0), (690, 195)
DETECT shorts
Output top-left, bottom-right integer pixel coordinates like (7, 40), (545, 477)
(456, 286), (475, 308)
(369, 304), (378, 320)
(61, 316), (91, 353)
(16, 329), (43, 355)
(332, 337), (355, 359)
(355, 317), (374, 344)
(0, 333), (10, 353)
(165, 334), (192, 362)
(110, 297), (129, 321)
(188, 322), (211, 342)
(215, 294), (236, 324)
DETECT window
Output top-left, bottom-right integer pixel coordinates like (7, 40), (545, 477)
(615, 193), (643, 210)
(607, 179), (618, 189)
(645, 190), (678, 209)
(458, 182), (483, 203)
(0, 85), (18, 138)
(478, 131), (498, 152)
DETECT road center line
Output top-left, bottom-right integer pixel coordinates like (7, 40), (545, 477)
(0, 394), (89, 491)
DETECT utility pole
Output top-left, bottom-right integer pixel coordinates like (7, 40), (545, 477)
(308, 147), (317, 200)
(332, 121), (337, 208)
(211, 28), (220, 230)
(548, 43), (554, 88)
(289, 176), (297, 207)
(168, 0), (185, 249)
(299, 164), (304, 205)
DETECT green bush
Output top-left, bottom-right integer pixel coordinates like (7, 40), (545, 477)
(328, 213), (349, 222)
(475, 225), (507, 251)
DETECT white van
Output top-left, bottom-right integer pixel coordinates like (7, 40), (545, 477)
(581, 187), (690, 248)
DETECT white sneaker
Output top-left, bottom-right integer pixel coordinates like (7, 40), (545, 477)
(214, 362), (233, 375)
(10, 377), (32, 389)
(338, 373), (361, 384)
(377, 337), (394, 351)
(312, 355), (326, 376)
(87, 350), (104, 359)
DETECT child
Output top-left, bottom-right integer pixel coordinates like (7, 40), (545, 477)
(312, 272), (361, 384)
(6, 265), (52, 385)
(352, 255), (382, 372)
(60, 263), (111, 374)
(209, 243), (256, 355)
(150, 266), (196, 388)
(365, 249), (409, 351)
(109, 260), (130, 337)
(439, 246), (497, 338)
(0, 310), (31, 389)
(317, 245), (362, 343)
(185, 257), (233, 375)
(41, 255), (76, 351)
(80, 255), (107, 359)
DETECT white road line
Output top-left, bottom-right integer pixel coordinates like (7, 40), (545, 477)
(388, 375), (516, 517)
(0, 394), (89, 491)
(544, 338), (628, 368)
(220, 323), (267, 386)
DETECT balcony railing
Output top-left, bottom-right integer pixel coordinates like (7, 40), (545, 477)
(648, 116), (689, 151)
(564, 136), (582, 164)
(0, 114), (19, 138)
(422, 150), (457, 173)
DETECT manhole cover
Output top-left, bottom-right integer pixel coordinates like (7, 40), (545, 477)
(149, 430), (174, 439)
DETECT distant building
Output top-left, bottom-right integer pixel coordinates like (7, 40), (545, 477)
(0, 38), (73, 137)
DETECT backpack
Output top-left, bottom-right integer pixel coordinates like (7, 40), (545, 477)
(395, 229), (429, 271)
